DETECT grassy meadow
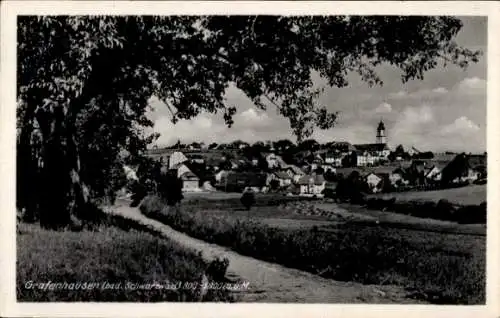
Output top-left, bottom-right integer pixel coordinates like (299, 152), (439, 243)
(367, 184), (486, 206)
(140, 195), (486, 304)
(17, 220), (234, 302)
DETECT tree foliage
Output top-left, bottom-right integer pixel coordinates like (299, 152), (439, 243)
(240, 190), (256, 210)
(17, 15), (480, 228)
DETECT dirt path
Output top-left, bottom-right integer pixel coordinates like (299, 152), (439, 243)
(104, 201), (425, 303)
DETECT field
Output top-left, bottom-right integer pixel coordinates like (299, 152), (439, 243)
(181, 193), (485, 235)
(140, 194), (486, 304)
(367, 185), (486, 206)
(17, 221), (233, 302)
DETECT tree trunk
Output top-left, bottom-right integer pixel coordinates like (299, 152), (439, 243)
(17, 132), (38, 222)
(36, 108), (72, 229)
(17, 97), (41, 222)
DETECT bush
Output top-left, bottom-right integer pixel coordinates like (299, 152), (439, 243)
(456, 203), (487, 224)
(240, 191), (256, 210)
(322, 188), (335, 199)
(434, 199), (457, 220)
(384, 198), (485, 224)
(366, 197), (396, 211)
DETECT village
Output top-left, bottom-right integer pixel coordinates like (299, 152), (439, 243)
(135, 120), (487, 198)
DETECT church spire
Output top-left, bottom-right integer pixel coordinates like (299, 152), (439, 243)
(376, 119), (387, 144)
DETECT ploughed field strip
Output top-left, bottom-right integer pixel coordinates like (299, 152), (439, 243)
(104, 200), (426, 303)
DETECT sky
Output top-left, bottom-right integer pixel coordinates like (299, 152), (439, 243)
(148, 16), (487, 153)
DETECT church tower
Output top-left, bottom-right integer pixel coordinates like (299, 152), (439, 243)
(376, 120), (387, 144)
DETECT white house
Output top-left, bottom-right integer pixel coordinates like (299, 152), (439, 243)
(268, 171), (293, 187)
(324, 152), (343, 167)
(265, 153), (286, 169)
(179, 171), (201, 192)
(170, 163), (201, 192)
(214, 170), (229, 184)
(364, 172), (382, 191)
(354, 144), (390, 166)
(282, 165), (305, 183)
(168, 151), (189, 169)
(425, 164), (444, 182)
(390, 167), (409, 186)
(297, 174), (326, 197)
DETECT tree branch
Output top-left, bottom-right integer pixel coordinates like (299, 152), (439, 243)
(263, 94), (282, 110)
(161, 98), (179, 122)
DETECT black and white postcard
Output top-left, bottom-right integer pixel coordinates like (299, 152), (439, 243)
(1, 1), (499, 318)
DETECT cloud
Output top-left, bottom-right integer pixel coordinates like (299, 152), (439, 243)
(387, 104), (485, 152)
(388, 90), (407, 99)
(432, 87), (449, 94)
(374, 102), (392, 113)
(441, 116), (480, 135)
(237, 108), (271, 126)
(388, 87), (449, 100)
(389, 105), (436, 146)
(456, 77), (486, 94)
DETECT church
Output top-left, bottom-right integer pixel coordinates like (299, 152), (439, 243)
(353, 120), (391, 166)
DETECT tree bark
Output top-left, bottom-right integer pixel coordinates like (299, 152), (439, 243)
(36, 107), (72, 229)
(17, 96), (41, 222)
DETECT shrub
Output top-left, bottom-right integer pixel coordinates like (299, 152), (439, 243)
(240, 191), (256, 210)
(434, 199), (457, 220)
(456, 204), (487, 224)
(269, 179), (280, 190)
(322, 188), (335, 199)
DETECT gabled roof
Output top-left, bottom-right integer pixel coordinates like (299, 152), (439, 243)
(354, 143), (390, 152)
(329, 141), (356, 152)
(369, 166), (400, 175)
(468, 154), (487, 168)
(170, 162), (186, 170)
(274, 171), (292, 180)
(226, 172), (267, 187)
(180, 171), (199, 180)
(433, 153), (457, 162)
(325, 152), (343, 158)
(285, 164), (305, 175)
(365, 172), (383, 179)
(297, 174), (326, 185)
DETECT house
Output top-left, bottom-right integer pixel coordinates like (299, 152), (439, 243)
(282, 165), (306, 183)
(264, 153), (281, 169)
(408, 146), (421, 157)
(425, 162), (448, 182)
(335, 167), (367, 179)
(168, 151), (189, 169)
(179, 171), (201, 192)
(188, 154), (205, 164)
(169, 162), (201, 192)
(297, 174), (326, 197)
(310, 158), (323, 171)
(222, 172), (267, 192)
(324, 151), (343, 167)
(364, 172), (383, 192)
(268, 171), (293, 187)
(390, 167), (409, 186)
(327, 141), (356, 156)
(353, 143), (391, 166)
(468, 154), (487, 179)
(214, 170), (229, 184)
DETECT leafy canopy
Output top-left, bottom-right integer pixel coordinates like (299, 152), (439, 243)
(16, 16), (480, 226)
(19, 16), (480, 143)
